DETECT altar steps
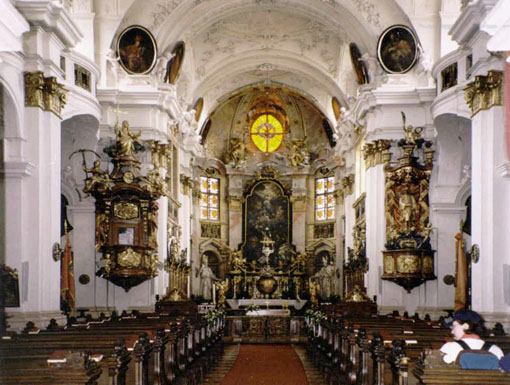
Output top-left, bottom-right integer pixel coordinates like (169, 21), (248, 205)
(201, 343), (241, 384)
(293, 344), (328, 385)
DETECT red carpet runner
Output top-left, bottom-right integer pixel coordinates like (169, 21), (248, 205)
(220, 344), (308, 385)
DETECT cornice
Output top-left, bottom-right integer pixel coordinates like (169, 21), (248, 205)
(450, 0), (497, 45)
(0, 161), (36, 178)
(16, 0), (83, 48)
(0, 0), (29, 51)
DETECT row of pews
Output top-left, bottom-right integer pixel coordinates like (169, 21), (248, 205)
(305, 310), (510, 385)
(0, 310), (225, 385)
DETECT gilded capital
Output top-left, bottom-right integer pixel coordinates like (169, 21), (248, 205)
(24, 72), (45, 110)
(227, 195), (243, 211)
(464, 70), (503, 117)
(180, 174), (194, 195)
(341, 174), (355, 197)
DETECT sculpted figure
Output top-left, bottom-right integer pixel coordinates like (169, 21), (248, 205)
(83, 160), (110, 195)
(228, 137), (247, 168)
(198, 256), (217, 300)
(287, 137), (308, 169)
(115, 120), (142, 157)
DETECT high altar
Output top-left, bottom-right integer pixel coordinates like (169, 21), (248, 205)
(223, 170), (311, 310)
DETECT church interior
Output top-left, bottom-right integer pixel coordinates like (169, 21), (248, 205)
(1, 0), (510, 383)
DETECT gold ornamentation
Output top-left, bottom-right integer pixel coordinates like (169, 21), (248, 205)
(464, 70), (503, 117)
(24, 72), (68, 118)
(114, 202), (139, 220)
(227, 195), (243, 211)
(145, 169), (169, 197)
(290, 195), (306, 211)
(397, 254), (419, 273)
(180, 174), (193, 195)
(201, 222), (221, 238)
(216, 279), (229, 309)
(422, 256), (433, 274)
(123, 171), (134, 184)
(43, 77), (68, 118)
(83, 160), (113, 196)
(227, 137), (249, 168)
(24, 72), (45, 109)
(313, 223), (334, 239)
(286, 137), (309, 169)
(118, 248), (142, 268)
(256, 166), (280, 180)
(341, 174), (355, 196)
(363, 140), (392, 169)
(114, 120), (142, 157)
(74, 64), (91, 92)
(383, 255), (395, 274)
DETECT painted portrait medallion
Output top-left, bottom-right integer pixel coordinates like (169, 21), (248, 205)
(117, 25), (157, 75)
(377, 25), (419, 74)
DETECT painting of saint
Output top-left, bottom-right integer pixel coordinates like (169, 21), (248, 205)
(377, 25), (418, 74)
(117, 26), (157, 75)
(243, 180), (291, 267)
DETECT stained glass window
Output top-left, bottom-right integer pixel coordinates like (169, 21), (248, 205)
(315, 176), (335, 221)
(250, 113), (284, 153)
(200, 176), (219, 221)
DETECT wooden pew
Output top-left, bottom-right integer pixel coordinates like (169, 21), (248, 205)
(413, 349), (510, 385)
(0, 350), (102, 385)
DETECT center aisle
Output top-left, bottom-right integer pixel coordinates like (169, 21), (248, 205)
(220, 344), (309, 385)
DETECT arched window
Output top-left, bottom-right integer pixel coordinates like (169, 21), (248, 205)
(250, 113), (284, 153)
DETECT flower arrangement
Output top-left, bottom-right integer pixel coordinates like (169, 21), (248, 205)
(245, 303), (261, 313)
(305, 309), (325, 326)
(205, 309), (225, 323)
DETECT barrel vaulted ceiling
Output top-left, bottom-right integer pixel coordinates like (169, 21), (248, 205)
(111, 0), (414, 131)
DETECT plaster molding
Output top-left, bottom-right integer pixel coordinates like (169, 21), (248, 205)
(450, 0), (497, 45)
(0, 161), (36, 178)
(430, 202), (465, 214)
(0, 0), (29, 52)
(16, 0), (83, 48)
(496, 163), (510, 179)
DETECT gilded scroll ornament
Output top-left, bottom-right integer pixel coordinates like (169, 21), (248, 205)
(342, 174), (355, 196)
(24, 72), (45, 109)
(464, 70), (503, 117)
(118, 248), (142, 268)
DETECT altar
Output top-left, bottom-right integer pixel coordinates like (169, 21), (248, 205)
(226, 298), (307, 310)
(223, 315), (306, 343)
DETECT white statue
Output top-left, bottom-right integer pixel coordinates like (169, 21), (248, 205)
(313, 257), (336, 299)
(197, 256), (217, 300)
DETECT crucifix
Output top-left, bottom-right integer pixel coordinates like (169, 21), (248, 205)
(109, 102), (128, 126)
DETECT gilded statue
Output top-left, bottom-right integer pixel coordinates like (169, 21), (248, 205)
(287, 136), (308, 169)
(309, 280), (320, 308)
(399, 188), (416, 232)
(216, 279), (229, 308)
(95, 213), (108, 251)
(229, 249), (247, 273)
(228, 137), (248, 168)
(115, 120), (142, 157)
(83, 160), (111, 196)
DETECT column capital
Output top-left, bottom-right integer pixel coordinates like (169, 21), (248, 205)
(463, 70), (503, 117)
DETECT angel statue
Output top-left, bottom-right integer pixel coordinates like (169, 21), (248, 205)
(287, 136), (309, 169)
(229, 249), (247, 273)
(228, 137), (248, 168)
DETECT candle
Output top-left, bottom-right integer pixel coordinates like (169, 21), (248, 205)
(212, 283), (216, 304)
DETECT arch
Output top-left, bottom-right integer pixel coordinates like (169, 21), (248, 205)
(0, 78), (23, 142)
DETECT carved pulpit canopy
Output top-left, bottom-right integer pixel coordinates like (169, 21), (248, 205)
(382, 113), (436, 292)
(80, 120), (167, 291)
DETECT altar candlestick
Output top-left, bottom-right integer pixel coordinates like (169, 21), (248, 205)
(213, 283), (216, 304)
